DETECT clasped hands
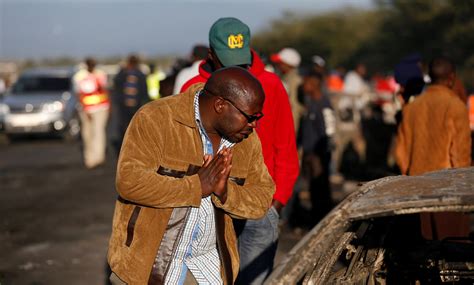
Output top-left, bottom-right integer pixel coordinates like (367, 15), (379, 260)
(197, 148), (233, 203)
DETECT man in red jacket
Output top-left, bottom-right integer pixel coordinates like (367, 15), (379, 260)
(182, 17), (299, 284)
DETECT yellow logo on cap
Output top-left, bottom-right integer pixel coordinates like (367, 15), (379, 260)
(228, 34), (244, 49)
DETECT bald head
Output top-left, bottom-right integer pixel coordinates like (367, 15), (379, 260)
(200, 66), (265, 143)
(429, 56), (455, 85)
(204, 66), (264, 106)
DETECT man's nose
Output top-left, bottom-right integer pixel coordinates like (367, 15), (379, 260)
(248, 120), (258, 128)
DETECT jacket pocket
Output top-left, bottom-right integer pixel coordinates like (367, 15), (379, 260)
(229, 176), (246, 186)
(125, 205), (142, 247)
(229, 166), (248, 186)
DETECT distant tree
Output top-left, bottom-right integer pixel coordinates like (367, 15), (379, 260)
(252, 9), (381, 70)
(253, 0), (474, 90)
(370, 0), (474, 88)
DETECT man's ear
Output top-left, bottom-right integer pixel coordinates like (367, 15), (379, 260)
(213, 97), (225, 114)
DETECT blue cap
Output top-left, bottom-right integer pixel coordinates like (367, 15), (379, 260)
(394, 62), (423, 86)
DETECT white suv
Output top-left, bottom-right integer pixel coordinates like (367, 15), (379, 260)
(1, 67), (80, 141)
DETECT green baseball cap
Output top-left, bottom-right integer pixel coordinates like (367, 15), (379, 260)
(209, 17), (252, 67)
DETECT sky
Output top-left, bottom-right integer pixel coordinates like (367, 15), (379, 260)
(0, 0), (372, 60)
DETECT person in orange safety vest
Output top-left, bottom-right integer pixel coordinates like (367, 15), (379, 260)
(73, 57), (110, 169)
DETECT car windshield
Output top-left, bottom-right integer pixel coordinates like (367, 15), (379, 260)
(12, 76), (71, 93)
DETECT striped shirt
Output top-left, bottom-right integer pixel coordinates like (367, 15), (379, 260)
(165, 89), (234, 284)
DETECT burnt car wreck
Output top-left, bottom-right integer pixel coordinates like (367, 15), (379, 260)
(267, 167), (474, 285)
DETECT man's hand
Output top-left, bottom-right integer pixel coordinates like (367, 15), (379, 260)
(198, 148), (233, 203)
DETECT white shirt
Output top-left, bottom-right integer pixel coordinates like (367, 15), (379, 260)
(165, 90), (234, 285)
(343, 71), (369, 96)
(173, 61), (202, 95)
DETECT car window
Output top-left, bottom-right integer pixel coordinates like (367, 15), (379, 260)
(12, 76), (71, 93)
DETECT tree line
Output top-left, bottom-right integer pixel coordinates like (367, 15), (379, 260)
(252, 0), (474, 90)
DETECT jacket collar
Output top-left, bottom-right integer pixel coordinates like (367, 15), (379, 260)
(172, 82), (205, 128)
(425, 84), (459, 98)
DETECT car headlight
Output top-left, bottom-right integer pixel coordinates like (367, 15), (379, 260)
(42, 101), (64, 113)
(0, 103), (9, 116)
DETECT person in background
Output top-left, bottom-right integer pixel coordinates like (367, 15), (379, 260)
(326, 66), (345, 94)
(146, 63), (166, 100)
(0, 76), (6, 95)
(311, 55), (326, 77)
(113, 54), (149, 152)
(107, 67), (275, 285)
(342, 63), (370, 113)
(73, 57), (110, 169)
(159, 58), (190, 98)
(395, 55), (471, 240)
(452, 77), (468, 105)
(181, 17), (299, 284)
(333, 63), (369, 177)
(298, 70), (335, 226)
(173, 44), (208, 95)
(393, 56), (425, 125)
(271, 47), (304, 134)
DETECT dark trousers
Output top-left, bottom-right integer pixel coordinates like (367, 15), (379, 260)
(308, 150), (332, 226)
(233, 207), (280, 285)
(115, 106), (139, 155)
(304, 138), (332, 227)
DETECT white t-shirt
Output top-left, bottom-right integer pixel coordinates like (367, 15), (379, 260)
(343, 71), (368, 96)
(173, 61), (202, 95)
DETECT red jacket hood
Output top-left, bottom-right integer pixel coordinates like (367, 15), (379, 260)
(196, 49), (266, 80)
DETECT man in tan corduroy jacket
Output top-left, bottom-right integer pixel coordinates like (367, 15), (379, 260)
(107, 67), (275, 284)
(395, 55), (471, 241)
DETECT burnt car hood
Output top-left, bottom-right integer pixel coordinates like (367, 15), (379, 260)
(346, 167), (473, 220)
(266, 167), (473, 284)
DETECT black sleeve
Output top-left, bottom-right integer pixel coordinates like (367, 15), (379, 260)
(139, 73), (150, 106)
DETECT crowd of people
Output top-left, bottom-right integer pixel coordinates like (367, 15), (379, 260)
(66, 16), (473, 285)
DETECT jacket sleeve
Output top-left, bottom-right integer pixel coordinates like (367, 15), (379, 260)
(139, 73), (150, 106)
(116, 109), (202, 208)
(447, 101), (471, 168)
(212, 134), (275, 220)
(395, 108), (411, 175)
(271, 80), (300, 205)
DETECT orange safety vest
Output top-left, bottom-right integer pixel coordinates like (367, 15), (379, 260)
(326, 74), (344, 92)
(76, 72), (110, 112)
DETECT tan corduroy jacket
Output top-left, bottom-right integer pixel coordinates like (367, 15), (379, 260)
(395, 84), (471, 175)
(107, 83), (275, 284)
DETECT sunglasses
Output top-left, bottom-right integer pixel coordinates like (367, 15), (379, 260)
(204, 88), (264, 123)
(221, 97), (264, 123)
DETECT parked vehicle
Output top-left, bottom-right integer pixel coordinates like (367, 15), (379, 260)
(267, 167), (474, 285)
(2, 67), (80, 141)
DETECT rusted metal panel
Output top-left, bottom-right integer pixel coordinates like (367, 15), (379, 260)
(347, 168), (474, 220)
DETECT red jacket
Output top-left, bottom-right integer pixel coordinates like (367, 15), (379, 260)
(182, 50), (299, 205)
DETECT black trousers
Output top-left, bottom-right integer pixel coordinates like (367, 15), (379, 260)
(304, 137), (333, 227)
